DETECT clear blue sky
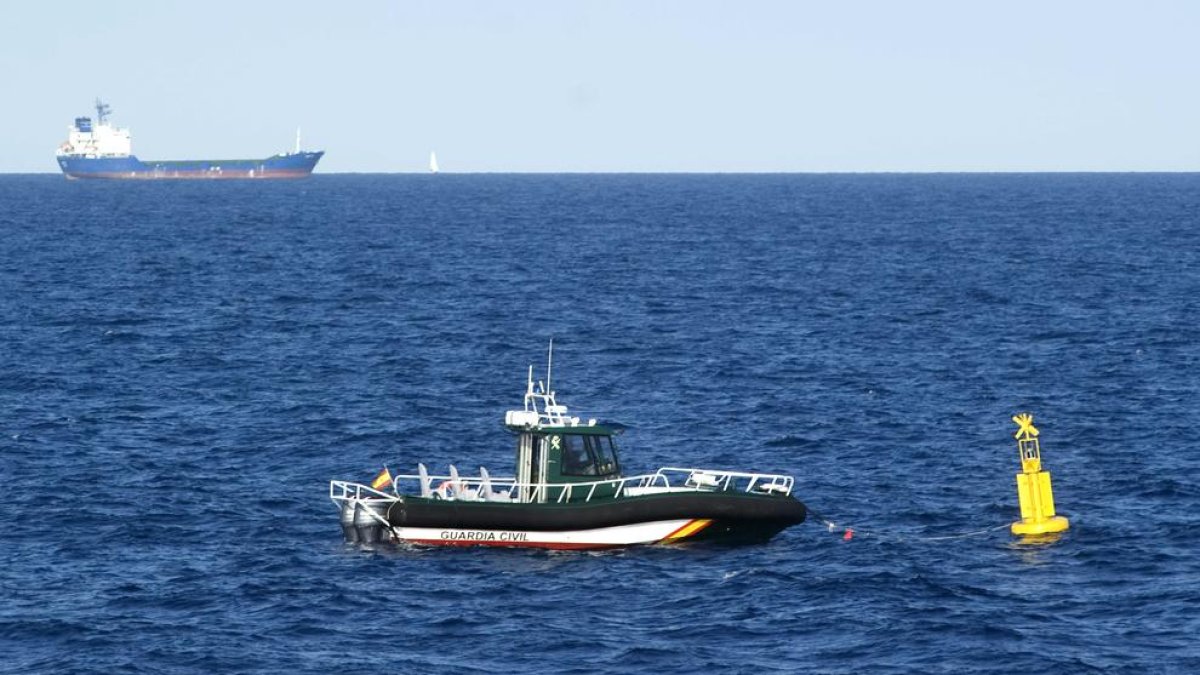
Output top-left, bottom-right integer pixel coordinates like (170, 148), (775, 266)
(4, 1), (1199, 172)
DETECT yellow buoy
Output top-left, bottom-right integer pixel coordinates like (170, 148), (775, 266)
(1010, 413), (1069, 536)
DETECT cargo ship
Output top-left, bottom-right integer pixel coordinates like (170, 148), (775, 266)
(55, 100), (323, 179)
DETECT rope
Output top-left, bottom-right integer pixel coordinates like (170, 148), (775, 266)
(806, 506), (1011, 543)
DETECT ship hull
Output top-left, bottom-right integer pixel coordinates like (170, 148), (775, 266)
(56, 151), (323, 180)
(384, 518), (795, 550)
(340, 491), (807, 549)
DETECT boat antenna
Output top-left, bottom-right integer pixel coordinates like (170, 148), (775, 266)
(546, 339), (554, 397)
(95, 98), (111, 125)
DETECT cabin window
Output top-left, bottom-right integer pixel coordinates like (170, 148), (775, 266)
(588, 436), (619, 475)
(559, 435), (598, 476)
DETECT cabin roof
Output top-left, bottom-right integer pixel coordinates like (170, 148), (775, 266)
(504, 422), (622, 436)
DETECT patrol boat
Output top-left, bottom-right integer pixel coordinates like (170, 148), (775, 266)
(330, 363), (807, 550)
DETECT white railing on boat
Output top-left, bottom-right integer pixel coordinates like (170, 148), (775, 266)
(329, 481), (401, 503)
(330, 466), (794, 507)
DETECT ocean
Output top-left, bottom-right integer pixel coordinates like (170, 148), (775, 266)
(2, 174), (1197, 673)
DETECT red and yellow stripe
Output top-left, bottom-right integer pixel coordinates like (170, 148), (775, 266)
(662, 519), (713, 542)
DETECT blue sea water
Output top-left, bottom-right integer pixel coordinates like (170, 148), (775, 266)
(1, 173), (1198, 674)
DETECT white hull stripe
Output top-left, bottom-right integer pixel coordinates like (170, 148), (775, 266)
(393, 518), (714, 549)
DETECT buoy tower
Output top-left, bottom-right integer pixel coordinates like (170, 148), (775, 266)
(1010, 413), (1070, 536)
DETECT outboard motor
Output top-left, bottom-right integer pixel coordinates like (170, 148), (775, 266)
(339, 500), (360, 543)
(353, 500), (387, 544)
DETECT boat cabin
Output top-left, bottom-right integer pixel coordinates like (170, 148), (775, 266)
(505, 369), (623, 502)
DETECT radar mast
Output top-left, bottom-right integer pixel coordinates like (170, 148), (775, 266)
(95, 99), (112, 125)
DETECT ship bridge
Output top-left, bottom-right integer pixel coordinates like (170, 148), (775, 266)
(58, 99), (132, 158)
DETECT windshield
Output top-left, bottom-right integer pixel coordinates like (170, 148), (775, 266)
(557, 434), (621, 477)
(559, 435), (596, 476)
(588, 435), (619, 476)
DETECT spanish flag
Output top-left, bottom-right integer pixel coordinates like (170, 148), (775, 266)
(370, 467), (393, 490)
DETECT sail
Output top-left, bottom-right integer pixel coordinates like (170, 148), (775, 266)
(430, 151), (439, 173)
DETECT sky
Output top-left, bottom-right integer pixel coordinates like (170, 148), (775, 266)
(3, 1), (1200, 172)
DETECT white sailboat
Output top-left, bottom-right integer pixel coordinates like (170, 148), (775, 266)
(429, 151), (439, 174)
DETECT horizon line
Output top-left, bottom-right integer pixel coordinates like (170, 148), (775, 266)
(5, 169), (1200, 176)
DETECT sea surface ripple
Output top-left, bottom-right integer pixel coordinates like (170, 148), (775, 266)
(2, 174), (1198, 673)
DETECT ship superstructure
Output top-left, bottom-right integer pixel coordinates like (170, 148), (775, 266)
(59, 101), (132, 159)
(55, 100), (323, 179)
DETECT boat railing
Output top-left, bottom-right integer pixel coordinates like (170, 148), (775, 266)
(653, 467), (794, 495)
(330, 480), (401, 503)
(331, 465), (793, 508)
(536, 472), (671, 504)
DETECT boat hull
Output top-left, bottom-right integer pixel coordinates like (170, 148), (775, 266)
(56, 151), (323, 180)
(373, 492), (807, 549)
